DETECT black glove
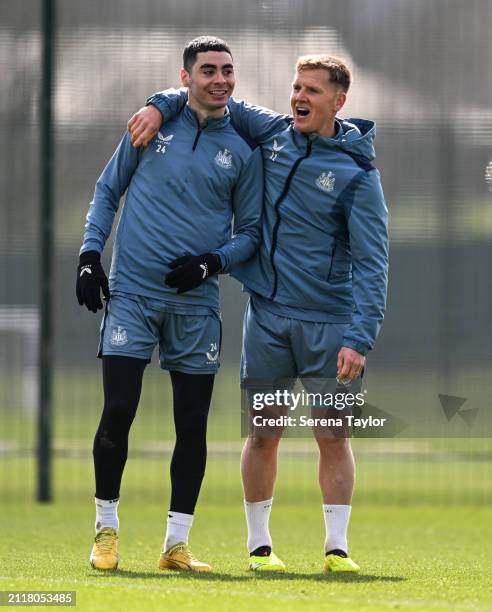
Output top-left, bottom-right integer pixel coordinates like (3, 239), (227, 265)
(165, 253), (221, 294)
(76, 250), (110, 313)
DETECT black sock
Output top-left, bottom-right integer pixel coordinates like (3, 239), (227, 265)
(326, 548), (347, 557)
(250, 546), (272, 557)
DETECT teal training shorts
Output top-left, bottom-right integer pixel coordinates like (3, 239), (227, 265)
(240, 297), (362, 394)
(98, 294), (221, 374)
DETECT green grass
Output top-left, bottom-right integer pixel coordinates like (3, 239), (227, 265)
(2, 366), (492, 609)
(1, 454), (492, 611)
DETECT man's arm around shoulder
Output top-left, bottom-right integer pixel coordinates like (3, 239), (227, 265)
(128, 87), (291, 147)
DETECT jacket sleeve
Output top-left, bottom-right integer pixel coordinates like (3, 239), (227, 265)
(80, 132), (140, 255)
(147, 89), (290, 144)
(147, 88), (188, 120)
(212, 147), (263, 273)
(226, 98), (291, 144)
(342, 169), (389, 355)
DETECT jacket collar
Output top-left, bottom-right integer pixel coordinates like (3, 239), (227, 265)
(292, 119), (344, 148)
(291, 117), (376, 159)
(183, 103), (230, 130)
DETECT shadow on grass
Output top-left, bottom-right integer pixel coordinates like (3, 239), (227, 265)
(88, 569), (406, 583)
(89, 569), (251, 582)
(255, 572), (407, 583)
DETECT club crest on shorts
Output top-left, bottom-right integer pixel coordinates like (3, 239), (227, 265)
(110, 326), (128, 346)
(215, 148), (232, 169)
(316, 171), (336, 192)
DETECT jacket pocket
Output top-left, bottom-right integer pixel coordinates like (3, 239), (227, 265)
(327, 244), (351, 282)
(326, 245), (336, 281)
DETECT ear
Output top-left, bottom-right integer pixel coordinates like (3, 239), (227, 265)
(180, 68), (190, 87)
(334, 91), (347, 113)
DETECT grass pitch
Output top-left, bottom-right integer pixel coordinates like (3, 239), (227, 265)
(1, 450), (492, 612)
(1, 368), (492, 610)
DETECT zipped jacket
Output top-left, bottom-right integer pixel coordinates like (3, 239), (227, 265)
(81, 105), (263, 311)
(148, 90), (388, 353)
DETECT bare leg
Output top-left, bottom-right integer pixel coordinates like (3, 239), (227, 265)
(315, 435), (356, 555)
(241, 436), (281, 501)
(241, 436), (282, 554)
(316, 437), (355, 504)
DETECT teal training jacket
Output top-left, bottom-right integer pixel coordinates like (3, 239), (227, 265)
(148, 90), (388, 354)
(80, 105), (263, 312)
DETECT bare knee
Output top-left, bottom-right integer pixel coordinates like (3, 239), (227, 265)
(316, 436), (351, 457)
(247, 436), (281, 452)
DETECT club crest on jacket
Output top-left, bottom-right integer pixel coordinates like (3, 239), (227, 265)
(316, 171), (336, 192)
(215, 148), (232, 169)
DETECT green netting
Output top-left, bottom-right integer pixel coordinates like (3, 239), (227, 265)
(1, 0), (492, 503)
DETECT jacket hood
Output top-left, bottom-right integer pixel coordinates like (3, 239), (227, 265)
(337, 117), (376, 161)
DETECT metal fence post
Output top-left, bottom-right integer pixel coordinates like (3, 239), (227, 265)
(38, 0), (55, 503)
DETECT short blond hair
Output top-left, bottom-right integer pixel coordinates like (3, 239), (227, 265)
(295, 55), (351, 92)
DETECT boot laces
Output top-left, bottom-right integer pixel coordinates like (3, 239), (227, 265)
(95, 529), (116, 553)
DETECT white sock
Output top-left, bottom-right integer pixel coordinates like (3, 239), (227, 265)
(164, 511), (193, 551)
(244, 498), (273, 553)
(323, 504), (351, 554)
(95, 497), (119, 533)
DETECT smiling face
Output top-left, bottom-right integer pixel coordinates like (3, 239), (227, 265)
(180, 51), (235, 119)
(290, 68), (347, 137)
